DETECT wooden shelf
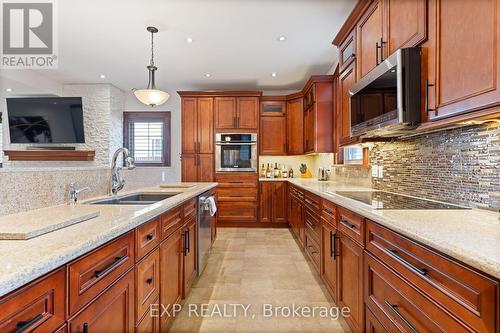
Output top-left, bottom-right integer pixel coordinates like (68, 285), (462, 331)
(3, 150), (95, 161)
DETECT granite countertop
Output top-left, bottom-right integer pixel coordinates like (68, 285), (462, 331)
(0, 183), (217, 297)
(287, 178), (500, 280)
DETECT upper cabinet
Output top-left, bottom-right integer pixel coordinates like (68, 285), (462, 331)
(356, 0), (384, 79)
(425, 0), (500, 121)
(181, 97), (214, 155)
(261, 100), (286, 116)
(260, 98), (287, 155)
(215, 96), (259, 130)
(338, 62), (357, 147)
(303, 76), (334, 154)
(384, 0), (427, 55)
(286, 97), (304, 155)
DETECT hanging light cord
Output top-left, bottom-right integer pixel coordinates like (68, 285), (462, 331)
(150, 30), (155, 67)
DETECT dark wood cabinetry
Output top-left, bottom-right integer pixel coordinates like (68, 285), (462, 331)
(216, 173), (258, 226)
(425, 0), (500, 122)
(136, 249), (160, 323)
(182, 217), (197, 297)
(338, 231), (364, 333)
(181, 96), (215, 182)
(260, 116), (286, 155)
(259, 181), (287, 223)
(0, 268), (66, 333)
(356, 0), (384, 79)
(215, 96), (259, 130)
(68, 269), (134, 333)
(286, 97), (304, 155)
(321, 199), (338, 302)
(338, 62), (358, 146)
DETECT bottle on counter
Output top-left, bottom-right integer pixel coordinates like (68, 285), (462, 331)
(282, 165), (288, 178)
(289, 167), (294, 178)
(266, 164), (272, 178)
(274, 163), (280, 178)
(260, 164), (266, 177)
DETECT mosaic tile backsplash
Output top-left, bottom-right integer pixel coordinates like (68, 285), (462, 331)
(370, 123), (500, 210)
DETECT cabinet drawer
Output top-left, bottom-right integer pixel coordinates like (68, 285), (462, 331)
(68, 231), (135, 315)
(215, 173), (258, 187)
(161, 206), (183, 240)
(305, 230), (321, 272)
(0, 268), (66, 333)
(366, 220), (498, 332)
(289, 185), (304, 201)
(304, 210), (320, 244)
(136, 248), (160, 323)
(338, 207), (364, 246)
(321, 199), (337, 227)
(68, 269), (134, 333)
(365, 252), (470, 333)
(217, 202), (257, 222)
(183, 198), (197, 220)
(217, 187), (258, 202)
(136, 218), (160, 260)
(304, 191), (321, 212)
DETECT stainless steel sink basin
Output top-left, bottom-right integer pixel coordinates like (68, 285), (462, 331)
(88, 193), (180, 205)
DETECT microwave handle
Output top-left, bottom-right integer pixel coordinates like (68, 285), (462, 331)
(425, 80), (435, 115)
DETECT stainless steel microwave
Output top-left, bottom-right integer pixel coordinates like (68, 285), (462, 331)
(215, 133), (257, 172)
(349, 47), (421, 138)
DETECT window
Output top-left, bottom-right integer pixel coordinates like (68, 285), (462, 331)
(343, 146), (368, 166)
(123, 112), (170, 166)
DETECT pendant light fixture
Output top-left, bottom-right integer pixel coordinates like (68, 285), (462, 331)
(133, 26), (170, 107)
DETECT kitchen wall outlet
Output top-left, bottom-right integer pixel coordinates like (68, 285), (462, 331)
(378, 165), (384, 178)
(371, 165), (379, 178)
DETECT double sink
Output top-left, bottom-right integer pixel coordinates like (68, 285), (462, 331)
(88, 193), (180, 205)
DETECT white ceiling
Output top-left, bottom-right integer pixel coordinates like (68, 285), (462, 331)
(4, 0), (357, 94)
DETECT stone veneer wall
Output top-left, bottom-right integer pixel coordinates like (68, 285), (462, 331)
(370, 123), (500, 210)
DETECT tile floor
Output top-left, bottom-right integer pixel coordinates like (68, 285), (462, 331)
(170, 228), (351, 333)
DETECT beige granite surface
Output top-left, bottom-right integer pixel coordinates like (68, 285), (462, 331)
(0, 183), (217, 297)
(287, 178), (500, 280)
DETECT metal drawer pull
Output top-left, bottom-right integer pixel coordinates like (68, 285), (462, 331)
(94, 255), (127, 278)
(388, 249), (428, 276)
(82, 322), (89, 333)
(146, 277), (153, 284)
(341, 218), (356, 229)
(146, 233), (154, 241)
(384, 300), (419, 333)
(323, 208), (334, 215)
(330, 231), (334, 257)
(15, 313), (44, 333)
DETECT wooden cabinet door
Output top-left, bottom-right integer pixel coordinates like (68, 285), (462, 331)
(68, 270), (134, 333)
(426, 0), (500, 120)
(357, 0), (384, 79)
(272, 181), (287, 223)
(365, 306), (390, 333)
(259, 182), (272, 223)
(197, 154), (214, 182)
(181, 97), (197, 155)
(183, 218), (197, 297)
(298, 202), (305, 246)
(197, 98), (214, 154)
(217, 202), (258, 222)
(237, 97), (259, 129)
(303, 107), (315, 153)
(286, 98), (304, 155)
(260, 116), (286, 155)
(338, 233), (364, 333)
(159, 229), (183, 332)
(136, 249), (160, 322)
(384, 0), (427, 55)
(321, 223), (338, 302)
(338, 62), (357, 146)
(181, 155), (197, 182)
(215, 97), (237, 129)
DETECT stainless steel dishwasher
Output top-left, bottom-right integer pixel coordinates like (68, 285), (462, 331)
(197, 191), (216, 275)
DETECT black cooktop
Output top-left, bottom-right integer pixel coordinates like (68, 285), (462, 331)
(335, 191), (469, 210)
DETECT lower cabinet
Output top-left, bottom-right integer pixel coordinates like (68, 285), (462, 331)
(216, 173), (258, 225)
(136, 297), (160, 333)
(183, 217), (197, 297)
(68, 269), (135, 333)
(159, 229), (184, 332)
(259, 181), (287, 223)
(365, 306), (389, 333)
(321, 221), (338, 302)
(136, 248), (160, 324)
(337, 230), (364, 333)
(288, 186), (305, 245)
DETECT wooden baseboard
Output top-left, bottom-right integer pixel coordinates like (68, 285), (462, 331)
(217, 221), (289, 228)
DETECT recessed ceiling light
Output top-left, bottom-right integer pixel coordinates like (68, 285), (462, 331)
(204, 73), (211, 78)
(271, 72), (277, 77)
(5, 88), (12, 92)
(186, 37), (194, 43)
(99, 74), (106, 79)
(277, 36), (287, 41)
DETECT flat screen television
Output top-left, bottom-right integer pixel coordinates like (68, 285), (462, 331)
(6, 97), (85, 144)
